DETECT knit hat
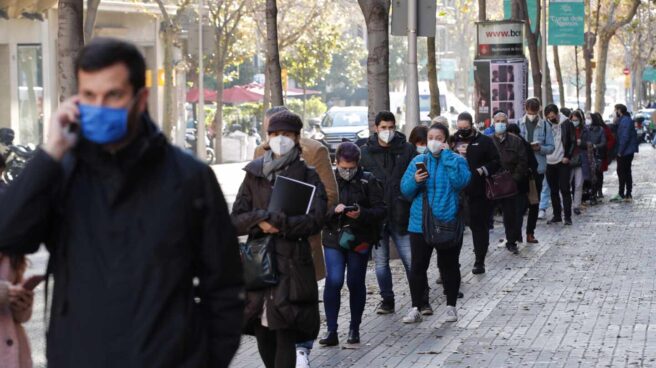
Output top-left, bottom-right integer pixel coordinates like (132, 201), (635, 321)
(267, 111), (304, 134)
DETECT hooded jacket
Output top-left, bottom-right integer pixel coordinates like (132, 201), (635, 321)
(359, 132), (416, 234)
(0, 115), (244, 368)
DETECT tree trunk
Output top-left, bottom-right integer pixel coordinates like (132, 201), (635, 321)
(478, 0), (486, 21)
(162, 29), (175, 138)
(57, 0), (84, 101)
(266, 0), (284, 106)
(553, 46), (565, 107)
(593, 33), (611, 112)
(545, 59), (554, 105)
(426, 36), (440, 118)
(214, 56), (225, 164)
(302, 86), (307, 122)
(584, 45), (592, 111)
(84, 0), (101, 42)
(358, 0), (390, 131)
(519, 0), (542, 102)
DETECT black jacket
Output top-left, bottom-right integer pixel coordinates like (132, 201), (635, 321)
(322, 169), (386, 249)
(231, 153), (327, 342)
(492, 133), (529, 184)
(453, 131), (501, 197)
(0, 116), (244, 368)
(515, 134), (539, 193)
(359, 132), (416, 233)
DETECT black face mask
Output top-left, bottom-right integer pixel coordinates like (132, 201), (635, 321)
(457, 128), (473, 138)
(550, 119), (559, 124)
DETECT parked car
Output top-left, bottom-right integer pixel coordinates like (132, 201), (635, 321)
(308, 106), (370, 158)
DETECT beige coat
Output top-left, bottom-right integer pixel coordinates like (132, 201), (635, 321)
(0, 255), (33, 368)
(254, 137), (338, 280)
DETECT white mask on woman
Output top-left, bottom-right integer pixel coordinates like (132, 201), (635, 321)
(427, 140), (443, 155)
(269, 135), (295, 156)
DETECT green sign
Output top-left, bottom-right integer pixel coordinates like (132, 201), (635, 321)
(548, 1), (585, 46)
(644, 67), (656, 82)
(438, 58), (456, 81)
(504, 0), (538, 32)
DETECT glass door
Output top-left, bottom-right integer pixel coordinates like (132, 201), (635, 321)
(17, 44), (44, 145)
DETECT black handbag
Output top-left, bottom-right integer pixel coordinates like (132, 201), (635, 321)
(422, 191), (461, 250)
(239, 235), (278, 291)
(485, 170), (518, 200)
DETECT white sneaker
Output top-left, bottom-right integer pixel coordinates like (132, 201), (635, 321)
(537, 209), (546, 219)
(445, 306), (458, 322)
(402, 307), (422, 324)
(295, 347), (310, 368)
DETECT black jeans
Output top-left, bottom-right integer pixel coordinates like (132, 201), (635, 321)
(500, 194), (521, 245)
(526, 173), (544, 235)
(595, 171), (604, 195)
(468, 195), (493, 263)
(616, 154), (634, 197)
(254, 325), (297, 368)
(546, 163), (572, 220)
(515, 193), (528, 240)
(409, 233), (462, 307)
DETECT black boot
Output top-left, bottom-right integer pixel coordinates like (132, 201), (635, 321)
(472, 254), (486, 274)
(319, 331), (339, 346)
(347, 329), (360, 344)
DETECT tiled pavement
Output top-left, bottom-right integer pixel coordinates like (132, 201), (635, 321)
(23, 145), (656, 367)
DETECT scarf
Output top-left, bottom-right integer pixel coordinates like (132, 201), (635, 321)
(262, 147), (299, 181)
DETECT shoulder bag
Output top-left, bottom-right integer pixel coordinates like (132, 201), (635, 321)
(239, 235), (278, 291)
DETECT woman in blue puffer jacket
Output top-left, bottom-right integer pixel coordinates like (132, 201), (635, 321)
(400, 123), (471, 325)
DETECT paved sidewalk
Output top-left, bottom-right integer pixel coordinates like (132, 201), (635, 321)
(230, 147), (656, 367)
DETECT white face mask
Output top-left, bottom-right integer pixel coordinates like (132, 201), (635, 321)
(416, 145), (426, 154)
(526, 114), (537, 121)
(427, 139), (443, 155)
(585, 119), (592, 126)
(378, 130), (395, 144)
(269, 135), (295, 156)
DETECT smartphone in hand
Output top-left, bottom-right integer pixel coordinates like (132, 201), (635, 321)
(23, 275), (45, 291)
(416, 162), (428, 174)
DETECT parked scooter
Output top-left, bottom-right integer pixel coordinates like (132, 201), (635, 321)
(0, 128), (37, 183)
(184, 122), (216, 165)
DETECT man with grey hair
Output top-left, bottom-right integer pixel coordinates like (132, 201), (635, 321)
(491, 111), (528, 254)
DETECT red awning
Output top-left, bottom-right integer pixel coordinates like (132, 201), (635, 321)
(223, 86), (262, 104)
(186, 88), (217, 103)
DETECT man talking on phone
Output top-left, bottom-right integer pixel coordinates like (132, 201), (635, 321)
(0, 38), (244, 368)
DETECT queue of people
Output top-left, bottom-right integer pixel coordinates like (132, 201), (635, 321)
(0, 38), (643, 368)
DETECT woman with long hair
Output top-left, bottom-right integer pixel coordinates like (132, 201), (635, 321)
(591, 112), (614, 199)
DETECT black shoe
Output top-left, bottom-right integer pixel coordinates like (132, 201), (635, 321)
(564, 219), (573, 225)
(472, 262), (486, 274)
(442, 290), (464, 298)
(574, 208), (581, 215)
(319, 331), (339, 346)
(376, 299), (395, 314)
(420, 303), (434, 316)
(506, 243), (519, 254)
(547, 217), (562, 224)
(346, 329), (360, 344)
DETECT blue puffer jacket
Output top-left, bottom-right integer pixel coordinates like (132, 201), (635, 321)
(401, 149), (471, 234)
(617, 114), (639, 156)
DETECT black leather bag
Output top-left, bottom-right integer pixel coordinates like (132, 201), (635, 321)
(422, 192), (461, 250)
(485, 170), (518, 200)
(239, 235), (278, 291)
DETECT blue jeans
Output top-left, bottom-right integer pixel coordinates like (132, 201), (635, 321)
(373, 226), (412, 301)
(323, 247), (369, 332)
(296, 340), (313, 350)
(539, 175), (551, 210)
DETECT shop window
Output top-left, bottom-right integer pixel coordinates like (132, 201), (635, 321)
(17, 44), (43, 145)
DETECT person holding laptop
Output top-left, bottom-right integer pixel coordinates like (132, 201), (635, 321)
(231, 111), (328, 368)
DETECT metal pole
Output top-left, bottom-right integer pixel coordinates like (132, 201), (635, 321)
(406, 0), (419, 135)
(196, 0), (207, 160)
(575, 46), (580, 109)
(541, 0), (547, 106)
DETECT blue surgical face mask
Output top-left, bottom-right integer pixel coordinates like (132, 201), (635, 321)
(79, 104), (130, 144)
(495, 122), (507, 134)
(416, 145), (426, 154)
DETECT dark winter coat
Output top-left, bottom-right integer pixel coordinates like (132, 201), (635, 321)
(359, 132), (416, 234)
(559, 120), (577, 160)
(322, 169), (386, 250)
(230, 152), (327, 342)
(0, 116), (244, 368)
(453, 131), (501, 198)
(580, 125), (607, 158)
(616, 114), (639, 156)
(515, 134), (539, 193)
(492, 133), (528, 184)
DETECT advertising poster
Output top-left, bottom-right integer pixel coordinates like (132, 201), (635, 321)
(476, 21), (524, 59)
(548, 0), (585, 46)
(475, 58), (528, 127)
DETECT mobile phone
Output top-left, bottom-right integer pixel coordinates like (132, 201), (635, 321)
(23, 275), (45, 291)
(416, 162), (427, 173)
(343, 205), (359, 213)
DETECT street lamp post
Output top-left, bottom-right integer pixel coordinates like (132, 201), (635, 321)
(196, 0), (207, 161)
(406, 0), (419, 135)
